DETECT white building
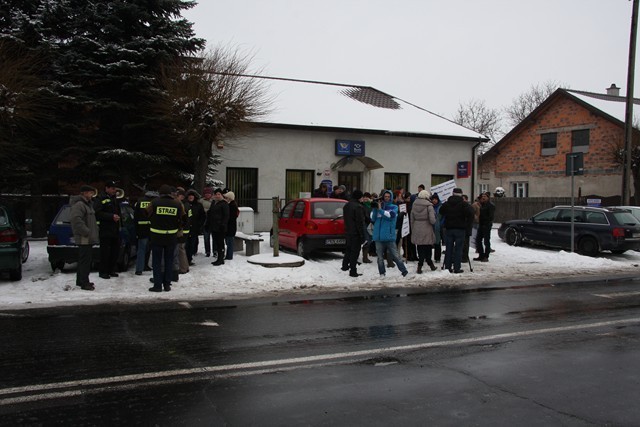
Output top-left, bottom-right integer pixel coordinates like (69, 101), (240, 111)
(216, 76), (488, 231)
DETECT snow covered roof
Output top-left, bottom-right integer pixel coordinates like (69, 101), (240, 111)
(565, 89), (640, 124)
(249, 76), (488, 141)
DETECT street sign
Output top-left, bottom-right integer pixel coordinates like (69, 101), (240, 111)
(565, 152), (584, 176)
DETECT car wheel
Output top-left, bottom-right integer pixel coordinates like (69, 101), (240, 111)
(505, 227), (522, 246)
(21, 240), (30, 263)
(611, 249), (627, 255)
(578, 236), (599, 257)
(118, 245), (130, 272)
(297, 239), (308, 259)
(9, 262), (22, 281)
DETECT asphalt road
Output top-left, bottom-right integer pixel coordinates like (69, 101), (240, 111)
(1, 278), (639, 426)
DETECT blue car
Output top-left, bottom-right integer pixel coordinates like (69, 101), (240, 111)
(46, 200), (137, 272)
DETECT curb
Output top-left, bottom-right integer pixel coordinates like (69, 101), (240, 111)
(1, 273), (638, 318)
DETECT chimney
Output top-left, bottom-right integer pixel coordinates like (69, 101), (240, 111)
(606, 83), (620, 96)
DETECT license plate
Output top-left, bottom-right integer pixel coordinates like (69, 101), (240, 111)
(325, 238), (345, 245)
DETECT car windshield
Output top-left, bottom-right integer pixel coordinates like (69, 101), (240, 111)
(612, 211), (639, 226)
(311, 201), (345, 219)
(54, 206), (71, 224)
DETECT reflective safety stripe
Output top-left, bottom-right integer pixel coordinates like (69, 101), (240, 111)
(150, 227), (178, 234)
(183, 229), (190, 234)
(137, 221), (151, 225)
(101, 199), (112, 204)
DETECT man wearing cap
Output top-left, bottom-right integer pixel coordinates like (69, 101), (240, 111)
(439, 188), (474, 273)
(147, 184), (185, 292)
(341, 189), (366, 277)
(94, 180), (121, 280)
(70, 185), (99, 290)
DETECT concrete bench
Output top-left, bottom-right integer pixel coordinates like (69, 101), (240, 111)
(234, 232), (264, 256)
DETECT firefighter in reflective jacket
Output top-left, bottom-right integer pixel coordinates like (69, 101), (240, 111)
(133, 190), (156, 275)
(146, 185), (185, 292)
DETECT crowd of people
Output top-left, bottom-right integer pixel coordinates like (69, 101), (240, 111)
(329, 183), (496, 278)
(68, 179), (495, 291)
(69, 181), (239, 292)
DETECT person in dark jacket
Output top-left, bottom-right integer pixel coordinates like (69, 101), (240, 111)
(134, 190), (156, 275)
(312, 183), (329, 198)
(147, 184), (185, 292)
(70, 185), (99, 290)
(439, 188), (474, 274)
(341, 190), (366, 277)
(207, 188), (230, 265)
(224, 191), (239, 260)
(474, 192), (496, 262)
(186, 189), (205, 264)
(94, 180), (121, 280)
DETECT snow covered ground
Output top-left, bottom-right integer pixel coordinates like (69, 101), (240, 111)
(1, 230), (639, 311)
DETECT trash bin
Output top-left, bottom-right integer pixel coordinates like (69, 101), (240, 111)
(237, 207), (255, 235)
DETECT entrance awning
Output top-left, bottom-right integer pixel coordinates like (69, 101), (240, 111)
(331, 156), (384, 171)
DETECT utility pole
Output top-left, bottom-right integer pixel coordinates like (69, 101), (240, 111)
(623, 0), (639, 205)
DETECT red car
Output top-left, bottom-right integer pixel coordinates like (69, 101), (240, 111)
(272, 198), (347, 258)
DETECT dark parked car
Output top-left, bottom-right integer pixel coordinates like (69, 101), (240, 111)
(498, 205), (640, 256)
(0, 204), (29, 281)
(271, 198), (347, 258)
(47, 200), (137, 271)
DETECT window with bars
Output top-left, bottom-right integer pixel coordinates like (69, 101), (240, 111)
(431, 174), (454, 187)
(226, 168), (258, 211)
(285, 169), (314, 202)
(384, 173), (409, 193)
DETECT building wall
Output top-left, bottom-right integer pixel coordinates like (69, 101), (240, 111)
(218, 127), (476, 197)
(478, 97), (623, 198)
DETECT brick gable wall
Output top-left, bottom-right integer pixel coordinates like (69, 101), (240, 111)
(494, 97), (622, 177)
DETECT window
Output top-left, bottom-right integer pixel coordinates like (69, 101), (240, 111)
(478, 183), (488, 195)
(384, 173), (409, 193)
(558, 209), (584, 223)
(540, 133), (557, 156)
(286, 169), (314, 202)
(511, 182), (528, 198)
(227, 168), (258, 211)
(431, 174), (453, 187)
(281, 201), (296, 218)
(293, 201), (305, 219)
(586, 212), (608, 224)
(572, 129), (590, 153)
(534, 209), (560, 222)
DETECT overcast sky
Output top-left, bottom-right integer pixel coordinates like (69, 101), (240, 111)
(183, 0), (638, 121)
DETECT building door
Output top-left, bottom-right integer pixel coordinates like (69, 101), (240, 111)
(338, 172), (362, 194)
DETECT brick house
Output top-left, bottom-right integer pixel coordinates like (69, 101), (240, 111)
(479, 85), (640, 200)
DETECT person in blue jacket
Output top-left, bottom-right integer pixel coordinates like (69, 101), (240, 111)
(370, 190), (409, 278)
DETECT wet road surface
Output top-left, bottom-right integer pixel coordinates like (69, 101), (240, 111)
(1, 279), (639, 425)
